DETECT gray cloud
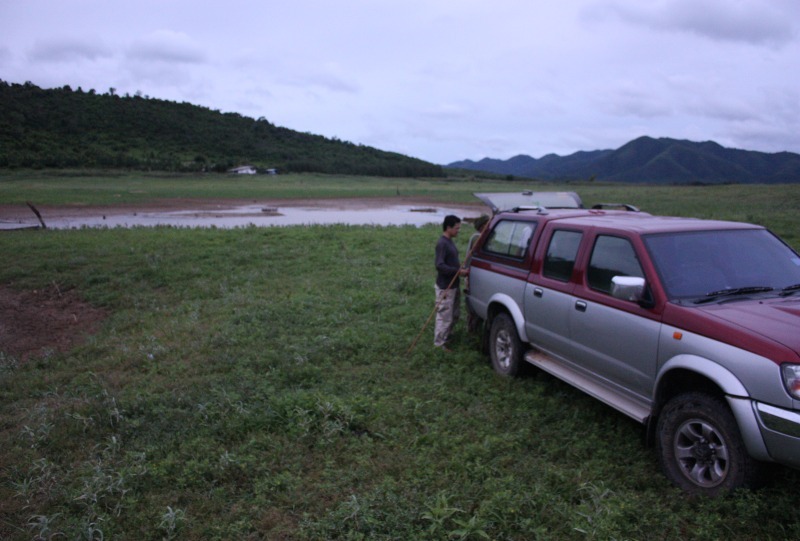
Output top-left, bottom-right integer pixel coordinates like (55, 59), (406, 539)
(277, 64), (360, 94)
(28, 38), (112, 63)
(127, 30), (207, 64)
(1, 1), (798, 163)
(728, 120), (800, 155)
(599, 84), (675, 119)
(584, 0), (797, 47)
(687, 97), (760, 123)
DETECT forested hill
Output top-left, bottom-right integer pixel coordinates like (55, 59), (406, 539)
(0, 80), (443, 177)
(449, 136), (800, 184)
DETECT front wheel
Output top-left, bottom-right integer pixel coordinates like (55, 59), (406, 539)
(489, 313), (523, 377)
(656, 392), (760, 496)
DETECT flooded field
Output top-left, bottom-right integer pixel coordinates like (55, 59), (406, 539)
(0, 201), (484, 230)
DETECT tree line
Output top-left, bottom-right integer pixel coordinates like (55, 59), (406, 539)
(0, 80), (443, 177)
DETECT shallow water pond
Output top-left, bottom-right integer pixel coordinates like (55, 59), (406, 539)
(1, 203), (482, 229)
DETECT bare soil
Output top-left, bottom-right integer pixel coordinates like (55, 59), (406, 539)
(0, 283), (107, 363)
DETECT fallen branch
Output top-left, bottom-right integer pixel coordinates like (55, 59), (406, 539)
(26, 201), (47, 229)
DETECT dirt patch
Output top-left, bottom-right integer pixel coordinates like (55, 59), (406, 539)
(0, 283), (108, 364)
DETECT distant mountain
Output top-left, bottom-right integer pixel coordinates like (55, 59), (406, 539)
(0, 80), (443, 177)
(448, 136), (800, 184)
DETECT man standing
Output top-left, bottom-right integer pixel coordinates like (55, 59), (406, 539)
(434, 215), (469, 351)
(465, 214), (489, 333)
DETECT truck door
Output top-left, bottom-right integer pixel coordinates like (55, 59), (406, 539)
(569, 234), (661, 399)
(524, 228), (583, 359)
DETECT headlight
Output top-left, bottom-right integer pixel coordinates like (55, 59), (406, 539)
(782, 364), (800, 400)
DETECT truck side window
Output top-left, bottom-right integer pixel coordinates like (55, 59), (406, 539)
(484, 220), (537, 259)
(587, 235), (644, 294)
(543, 230), (582, 281)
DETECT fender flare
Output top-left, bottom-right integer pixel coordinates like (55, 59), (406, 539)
(655, 354), (770, 461)
(486, 293), (529, 343)
(656, 354), (749, 398)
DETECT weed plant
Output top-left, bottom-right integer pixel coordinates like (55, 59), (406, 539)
(2, 180), (800, 539)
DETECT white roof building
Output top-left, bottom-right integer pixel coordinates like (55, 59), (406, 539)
(228, 165), (257, 175)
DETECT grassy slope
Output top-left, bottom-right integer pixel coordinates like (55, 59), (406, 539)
(2, 174), (800, 540)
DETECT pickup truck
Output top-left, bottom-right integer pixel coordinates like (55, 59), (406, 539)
(465, 192), (800, 495)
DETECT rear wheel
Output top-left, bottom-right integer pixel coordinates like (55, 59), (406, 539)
(656, 392), (760, 496)
(489, 313), (523, 377)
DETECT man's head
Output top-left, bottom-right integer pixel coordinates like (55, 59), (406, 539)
(474, 214), (490, 232)
(442, 215), (462, 238)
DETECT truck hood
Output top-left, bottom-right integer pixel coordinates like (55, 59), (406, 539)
(698, 297), (800, 353)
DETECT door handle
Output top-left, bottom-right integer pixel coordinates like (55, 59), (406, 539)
(575, 301), (587, 312)
(533, 288), (543, 298)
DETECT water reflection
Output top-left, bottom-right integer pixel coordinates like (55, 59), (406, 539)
(1, 204), (481, 230)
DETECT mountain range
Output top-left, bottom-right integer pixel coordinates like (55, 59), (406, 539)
(447, 136), (800, 184)
(4, 80), (799, 183)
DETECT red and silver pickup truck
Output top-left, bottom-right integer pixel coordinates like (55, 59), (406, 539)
(465, 192), (800, 495)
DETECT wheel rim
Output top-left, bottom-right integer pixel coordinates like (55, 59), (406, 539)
(494, 329), (513, 370)
(673, 419), (729, 488)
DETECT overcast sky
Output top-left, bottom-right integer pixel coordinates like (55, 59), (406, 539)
(2, 0), (799, 164)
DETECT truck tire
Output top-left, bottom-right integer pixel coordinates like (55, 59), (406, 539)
(656, 392), (760, 496)
(489, 312), (523, 377)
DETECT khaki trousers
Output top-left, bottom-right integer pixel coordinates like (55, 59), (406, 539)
(434, 286), (460, 347)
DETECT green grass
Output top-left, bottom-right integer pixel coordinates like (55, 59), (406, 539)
(0, 170), (487, 206)
(3, 170), (799, 247)
(2, 175), (800, 540)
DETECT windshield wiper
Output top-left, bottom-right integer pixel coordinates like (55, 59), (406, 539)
(694, 286), (774, 304)
(781, 283), (800, 296)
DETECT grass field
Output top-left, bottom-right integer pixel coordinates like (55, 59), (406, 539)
(2, 172), (800, 540)
(2, 169), (800, 237)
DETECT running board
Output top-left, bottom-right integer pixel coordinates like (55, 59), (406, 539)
(524, 350), (650, 423)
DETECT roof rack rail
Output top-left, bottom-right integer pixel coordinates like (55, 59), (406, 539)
(591, 203), (640, 212)
(512, 206), (548, 215)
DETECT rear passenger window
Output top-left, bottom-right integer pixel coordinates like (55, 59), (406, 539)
(484, 220), (536, 259)
(588, 236), (644, 293)
(543, 230), (582, 281)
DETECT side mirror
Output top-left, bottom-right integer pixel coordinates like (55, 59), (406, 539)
(610, 276), (646, 302)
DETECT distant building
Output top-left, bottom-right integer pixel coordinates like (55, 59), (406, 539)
(228, 165), (256, 175)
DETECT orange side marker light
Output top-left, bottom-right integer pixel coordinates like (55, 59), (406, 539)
(673, 331), (683, 340)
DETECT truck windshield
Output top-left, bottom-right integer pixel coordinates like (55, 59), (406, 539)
(644, 229), (800, 301)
